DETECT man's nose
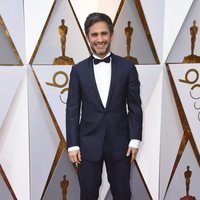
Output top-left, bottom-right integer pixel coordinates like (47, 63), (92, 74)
(96, 34), (103, 42)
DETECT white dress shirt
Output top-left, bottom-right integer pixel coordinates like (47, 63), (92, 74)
(68, 53), (140, 152)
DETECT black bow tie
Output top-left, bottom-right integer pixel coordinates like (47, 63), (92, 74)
(93, 55), (111, 65)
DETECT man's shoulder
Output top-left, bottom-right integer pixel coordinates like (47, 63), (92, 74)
(72, 56), (92, 70)
(112, 53), (135, 68)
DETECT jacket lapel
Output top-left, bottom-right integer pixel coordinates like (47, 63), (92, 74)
(106, 54), (118, 109)
(87, 56), (105, 109)
(87, 54), (118, 109)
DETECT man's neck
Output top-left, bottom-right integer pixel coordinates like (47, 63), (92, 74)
(93, 52), (111, 59)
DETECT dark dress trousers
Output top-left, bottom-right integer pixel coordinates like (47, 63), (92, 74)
(66, 53), (142, 199)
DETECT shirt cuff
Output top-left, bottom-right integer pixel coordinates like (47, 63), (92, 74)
(128, 139), (140, 149)
(68, 146), (80, 152)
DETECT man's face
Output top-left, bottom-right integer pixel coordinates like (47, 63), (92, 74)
(86, 21), (112, 58)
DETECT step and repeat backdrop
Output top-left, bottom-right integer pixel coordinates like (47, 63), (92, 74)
(0, 0), (199, 199)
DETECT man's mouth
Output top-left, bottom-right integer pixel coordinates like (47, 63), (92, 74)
(95, 42), (106, 47)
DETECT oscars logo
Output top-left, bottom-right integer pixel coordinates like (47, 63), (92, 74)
(53, 19), (74, 65)
(124, 21), (138, 64)
(180, 166), (196, 200)
(60, 175), (69, 200)
(179, 68), (200, 121)
(183, 20), (200, 63)
(46, 71), (69, 104)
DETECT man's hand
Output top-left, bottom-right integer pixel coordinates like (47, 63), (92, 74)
(126, 147), (138, 163)
(68, 150), (81, 164)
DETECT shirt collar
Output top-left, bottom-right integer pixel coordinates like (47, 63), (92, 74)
(92, 52), (111, 60)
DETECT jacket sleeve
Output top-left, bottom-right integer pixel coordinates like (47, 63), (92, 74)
(66, 66), (81, 148)
(127, 65), (143, 141)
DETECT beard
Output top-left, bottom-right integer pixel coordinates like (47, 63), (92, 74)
(91, 42), (111, 58)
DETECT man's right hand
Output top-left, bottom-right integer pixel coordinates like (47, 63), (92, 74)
(68, 150), (81, 164)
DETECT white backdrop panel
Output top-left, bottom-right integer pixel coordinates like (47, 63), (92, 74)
(70, 0), (121, 33)
(24, 0), (54, 63)
(136, 65), (163, 108)
(28, 66), (60, 200)
(0, 0), (25, 63)
(0, 66), (25, 128)
(163, 0), (193, 62)
(0, 22), (20, 64)
(0, 169), (13, 199)
(33, 65), (72, 140)
(136, 65), (163, 200)
(111, 0), (155, 64)
(0, 71), (29, 200)
(32, 0), (90, 64)
(169, 64), (200, 152)
(166, 0), (200, 63)
(165, 142), (200, 199)
(137, 67), (163, 200)
(140, 0), (164, 63)
(159, 66), (183, 200)
(43, 149), (80, 200)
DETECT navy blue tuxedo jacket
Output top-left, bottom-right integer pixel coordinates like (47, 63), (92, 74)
(66, 53), (142, 161)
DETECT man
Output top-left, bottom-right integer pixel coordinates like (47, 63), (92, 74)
(66, 12), (142, 200)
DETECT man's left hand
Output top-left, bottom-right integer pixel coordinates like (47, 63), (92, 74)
(126, 147), (138, 163)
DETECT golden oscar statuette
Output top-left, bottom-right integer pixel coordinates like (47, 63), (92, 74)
(183, 20), (200, 63)
(60, 175), (69, 200)
(124, 21), (138, 64)
(180, 166), (196, 200)
(53, 19), (74, 65)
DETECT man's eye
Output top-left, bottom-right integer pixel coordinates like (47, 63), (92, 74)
(91, 33), (98, 37)
(101, 32), (108, 36)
